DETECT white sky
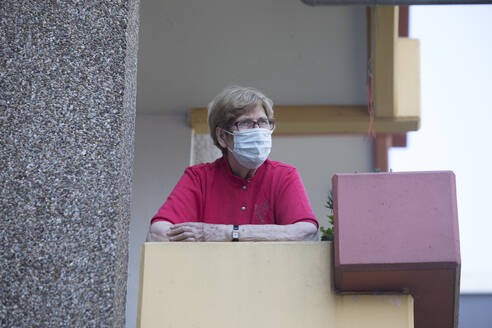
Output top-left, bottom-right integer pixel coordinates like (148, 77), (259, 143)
(389, 5), (492, 293)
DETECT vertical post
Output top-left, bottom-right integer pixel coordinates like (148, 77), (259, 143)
(0, 1), (140, 326)
(373, 6), (399, 118)
(374, 134), (392, 172)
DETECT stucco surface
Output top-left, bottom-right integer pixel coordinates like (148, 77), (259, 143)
(138, 242), (414, 328)
(0, 1), (139, 326)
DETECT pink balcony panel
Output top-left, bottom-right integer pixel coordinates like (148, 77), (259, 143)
(333, 171), (460, 328)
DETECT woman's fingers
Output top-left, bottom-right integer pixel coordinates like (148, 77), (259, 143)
(170, 231), (194, 241)
(168, 223), (204, 241)
(168, 226), (192, 236)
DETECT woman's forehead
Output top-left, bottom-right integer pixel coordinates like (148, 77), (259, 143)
(237, 104), (267, 120)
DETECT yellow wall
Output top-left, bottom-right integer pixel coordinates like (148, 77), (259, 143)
(138, 242), (413, 328)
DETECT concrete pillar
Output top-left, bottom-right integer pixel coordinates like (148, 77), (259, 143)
(0, 1), (139, 326)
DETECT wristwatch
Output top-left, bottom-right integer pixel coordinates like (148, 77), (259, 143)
(232, 225), (239, 242)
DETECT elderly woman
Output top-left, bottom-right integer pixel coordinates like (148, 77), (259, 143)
(147, 86), (318, 242)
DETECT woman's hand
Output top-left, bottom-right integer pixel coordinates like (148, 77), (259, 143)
(167, 222), (231, 242)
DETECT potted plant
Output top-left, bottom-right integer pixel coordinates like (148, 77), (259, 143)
(320, 191), (334, 241)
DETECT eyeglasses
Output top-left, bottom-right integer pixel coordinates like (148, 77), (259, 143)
(231, 118), (275, 131)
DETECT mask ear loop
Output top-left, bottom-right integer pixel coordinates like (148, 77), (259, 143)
(221, 128), (235, 153)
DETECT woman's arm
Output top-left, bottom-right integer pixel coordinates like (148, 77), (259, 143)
(146, 221), (173, 242)
(165, 221), (318, 242)
(236, 222), (318, 242)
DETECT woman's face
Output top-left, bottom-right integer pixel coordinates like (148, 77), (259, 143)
(217, 104), (268, 150)
(232, 104), (268, 131)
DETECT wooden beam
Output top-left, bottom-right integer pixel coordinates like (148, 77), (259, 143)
(303, 0), (491, 4)
(373, 6), (399, 118)
(190, 106), (419, 135)
(391, 133), (407, 147)
(374, 134), (392, 172)
(372, 6), (420, 119)
(396, 38), (421, 118)
(369, 6), (412, 172)
(394, 5), (409, 149)
(398, 6), (409, 37)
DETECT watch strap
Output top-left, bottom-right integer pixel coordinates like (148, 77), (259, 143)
(232, 225), (239, 242)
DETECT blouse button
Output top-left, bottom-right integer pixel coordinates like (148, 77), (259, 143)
(242, 185), (247, 190)
(241, 206), (246, 211)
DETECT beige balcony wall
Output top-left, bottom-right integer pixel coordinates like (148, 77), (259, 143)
(138, 242), (414, 328)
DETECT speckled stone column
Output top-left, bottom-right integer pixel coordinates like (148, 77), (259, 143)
(0, 1), (139, 327)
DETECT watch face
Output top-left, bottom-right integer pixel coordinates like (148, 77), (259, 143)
(232, 231), (239, 239)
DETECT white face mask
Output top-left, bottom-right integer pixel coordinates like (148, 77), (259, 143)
(223, 128), (273, 169)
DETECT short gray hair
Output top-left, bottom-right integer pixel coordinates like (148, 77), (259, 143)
(208, 86), (274, 154)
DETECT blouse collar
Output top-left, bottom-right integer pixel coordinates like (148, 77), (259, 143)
(219, 156), (268, 184)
